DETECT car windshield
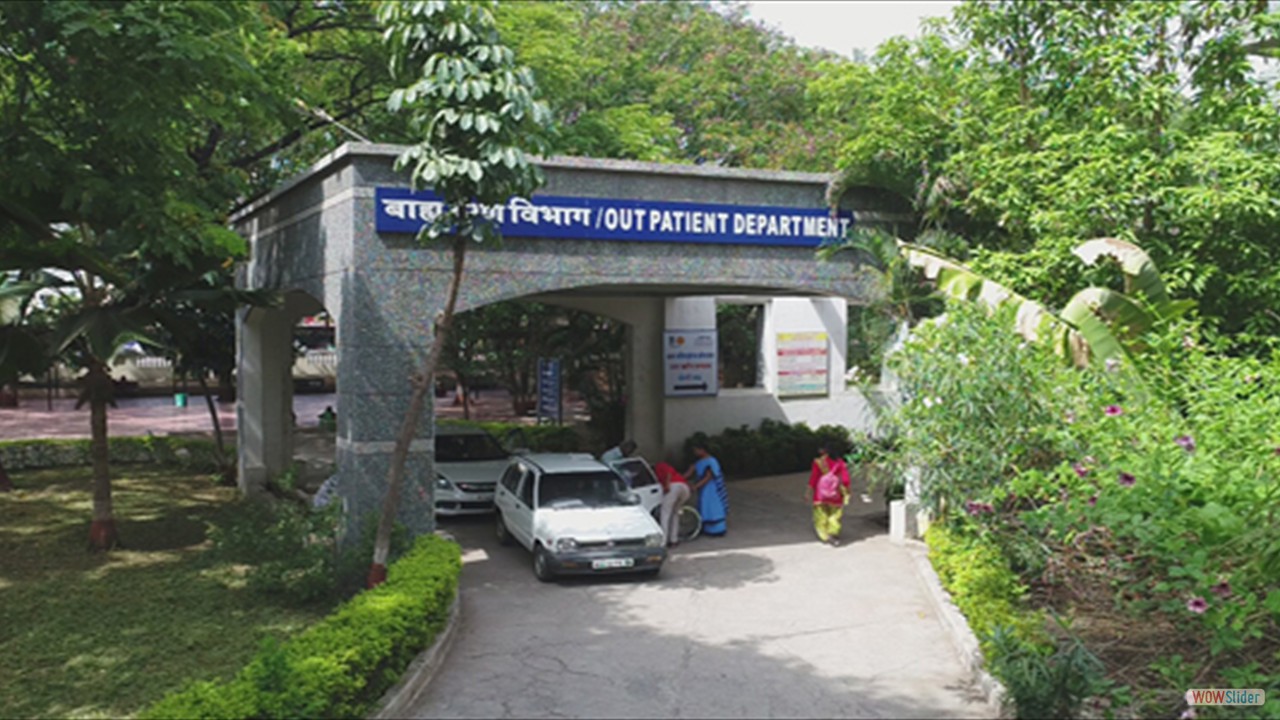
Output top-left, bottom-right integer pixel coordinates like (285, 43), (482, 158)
(435, 433), (508, 462)
(537, 471), (630, 510)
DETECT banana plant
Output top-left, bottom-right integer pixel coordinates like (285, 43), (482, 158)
(899, 237), (1194, 368)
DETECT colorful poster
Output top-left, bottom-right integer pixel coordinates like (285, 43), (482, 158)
(664, 330), (718, 397)
(777, 331), (828, 397)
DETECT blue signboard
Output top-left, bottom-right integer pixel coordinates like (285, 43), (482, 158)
(537, 358), (561, 424)
(375, 187), (854, 248)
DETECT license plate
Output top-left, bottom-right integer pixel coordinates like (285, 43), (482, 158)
(592, 558), (634, 570)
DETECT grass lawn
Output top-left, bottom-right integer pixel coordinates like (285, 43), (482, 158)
(0, 466), (337, 719)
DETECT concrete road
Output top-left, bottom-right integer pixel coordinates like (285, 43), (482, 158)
(417, 474), (991, 719)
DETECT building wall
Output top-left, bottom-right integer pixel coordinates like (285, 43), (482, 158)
(657, 296), (878, 460)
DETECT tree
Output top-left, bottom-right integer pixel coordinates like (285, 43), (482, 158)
(0, 1), (354, 548)
(152, 265), (278, 481)
(370, 0), (551, 586)
(811, 1), (1280, 350)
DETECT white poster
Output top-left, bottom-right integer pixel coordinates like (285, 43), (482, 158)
(664, 330), (718, 397)
(777, 331), (828, 397)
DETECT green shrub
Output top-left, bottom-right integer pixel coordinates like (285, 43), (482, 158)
(925, 523), (1048, 657)
(140, 534), (462, 720)
(443, 420), (586, 453)
(681, 419), (854, 477)
(0, 436), (228, 474)
(987, 623), (1110, 720)
(210, 499), (411, 604)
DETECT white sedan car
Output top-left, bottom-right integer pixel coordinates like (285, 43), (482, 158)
(493, 453), (668, 582)
(433, 425), (511, 517)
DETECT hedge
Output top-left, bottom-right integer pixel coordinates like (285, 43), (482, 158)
(441, 420), (586, 453)
(680, 419), (857, 478)
(924, 523), (1047, 658)
(0, 436), (229, 473)
(139, 534), (462, 720)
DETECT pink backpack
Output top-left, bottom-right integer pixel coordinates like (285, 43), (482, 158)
(815, 458), (842, 503)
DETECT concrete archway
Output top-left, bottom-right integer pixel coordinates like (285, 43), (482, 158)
(232, 143), (910, 538)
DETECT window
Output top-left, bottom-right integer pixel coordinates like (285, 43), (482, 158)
(436, 433), (508, 462)
(610, 458), (657, 488)
(717, 302), (763, 388)
(536, 471), (628, 509)
(518, 468), (535, 507)
(500, 464), (523, 493)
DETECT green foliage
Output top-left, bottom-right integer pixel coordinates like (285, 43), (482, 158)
(681, 419), (853, 477)
(987, 624), (1110, 720)
(496, 1), (842, 170)
(443, 420), (585, 453)
(381, 0), (551, 245)
(884, 302), (1071, 514)
(1, 466), (337, 719)
(891, 297), (1280, 717)
(210, 498), (412, 604)
(0, 436), (228, 474)
(813, 0), (1280, 349)
(140, 534), (462, 720)
(925, 524), (1048, 658)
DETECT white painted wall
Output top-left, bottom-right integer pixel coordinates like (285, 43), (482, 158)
(658, 295), (878, 459)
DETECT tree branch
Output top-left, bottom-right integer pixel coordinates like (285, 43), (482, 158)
(228, 93), (383, 170)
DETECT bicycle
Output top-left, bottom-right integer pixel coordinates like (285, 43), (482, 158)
(676, 501), (702, 542)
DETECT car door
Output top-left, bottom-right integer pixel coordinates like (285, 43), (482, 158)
(508, 464), (537, 548)
(495, 463), (530, 547)
(611, 458), (664, 517)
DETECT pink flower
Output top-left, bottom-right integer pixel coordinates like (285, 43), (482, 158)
(1072, 462), (1089, 478)
(1180, 709), (1197, 720)
(1118, 471), (1136, 487)
(1211, 580), (1232, 599)
(1105, 405), (1123, 416)
(1187, 596), (1208, 614)
(1175, 435), (1196, 453)
(1087, 494), (1098, 506)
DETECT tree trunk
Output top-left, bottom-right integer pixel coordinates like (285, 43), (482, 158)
(199, 374), (226, 459)
(459, 375), (471, 420)
(217, 371), (236, 404)
(87, 361), (117, 550)
(0, 457), (12, 492)
(368, 237), (467, 587)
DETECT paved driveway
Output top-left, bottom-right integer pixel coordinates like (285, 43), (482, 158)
(415, 474), (991, 719)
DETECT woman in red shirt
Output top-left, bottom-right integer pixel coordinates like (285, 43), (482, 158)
(806, 444), (851, 546)
(654, 460), (690, 547)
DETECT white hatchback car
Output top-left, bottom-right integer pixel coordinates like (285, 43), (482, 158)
(433, 425), (511, 517)
(493, 453), (668, 581)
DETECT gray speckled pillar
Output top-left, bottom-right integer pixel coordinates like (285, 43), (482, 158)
(335, 270), (440, 542)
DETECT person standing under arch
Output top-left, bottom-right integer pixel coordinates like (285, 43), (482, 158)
(685, 442), (728, 536)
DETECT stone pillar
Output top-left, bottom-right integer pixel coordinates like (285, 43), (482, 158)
(623, 298), (665, 462)
(333, 274), (437, 544)
(236, 306), (296, 494)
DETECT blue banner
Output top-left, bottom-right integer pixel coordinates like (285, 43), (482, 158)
(375, 187), (854, 248)
(537, 358), (561, 424)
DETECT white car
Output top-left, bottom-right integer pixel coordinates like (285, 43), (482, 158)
(493, 453), (668, 582)
(433, 425), (511, 517)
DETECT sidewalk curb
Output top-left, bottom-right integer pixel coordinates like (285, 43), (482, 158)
(370, 532), (464, 719)
(906, 539), (1010, 719)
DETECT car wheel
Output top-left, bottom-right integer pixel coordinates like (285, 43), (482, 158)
(533, 544), (555, 583)
(495, 512), (514, 546)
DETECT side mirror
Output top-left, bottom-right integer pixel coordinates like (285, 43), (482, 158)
(622, 491), (642, 506)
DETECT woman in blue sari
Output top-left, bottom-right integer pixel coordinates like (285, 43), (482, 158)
(685, 442), (728, 536)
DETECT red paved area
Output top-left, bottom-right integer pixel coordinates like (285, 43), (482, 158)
(0, 390), (586, 441)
